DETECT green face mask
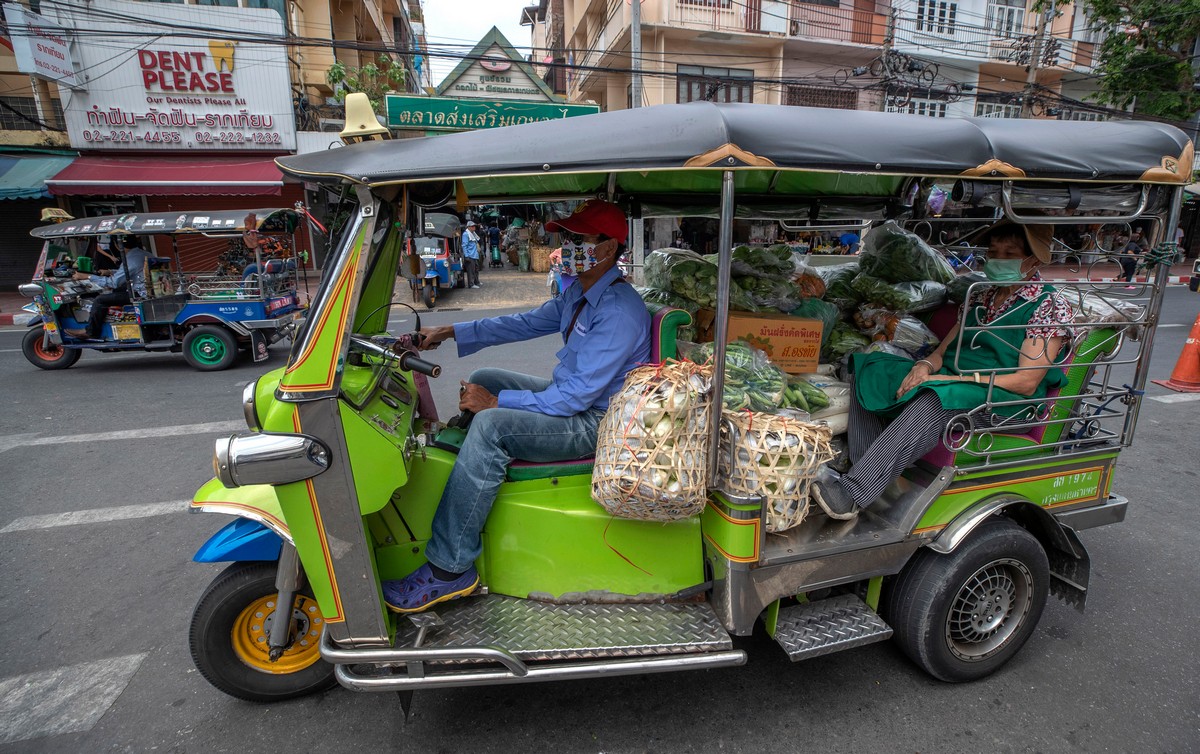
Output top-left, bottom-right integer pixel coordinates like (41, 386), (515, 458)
(984, 258), (1026, 282)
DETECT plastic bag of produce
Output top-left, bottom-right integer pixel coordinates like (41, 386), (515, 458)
(859, 221), (956, 285)
(823, 321), (872, 362)
(717, 410), (835, 533)
(864, 341), (911, 358)
(889, 315), (941, 358)
(779, 375), (832, 413)
(738, 275), (803, 312)
(645, 248), (757, 311)
(592, 361), (713, 521)
(727, 244), (796, 278)
(792, 260), (827, 299)
(946, 272), (986, 304)
(892, 280), (947, 312)
(850, 273), (916, 312)
(814, 262), (862, 309)
(693, 340), (788, 411)
(790, 298), (840, 345)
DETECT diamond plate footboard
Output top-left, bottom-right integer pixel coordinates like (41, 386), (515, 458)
(773, 594), (892, 662)
(392, 596), (733, 661)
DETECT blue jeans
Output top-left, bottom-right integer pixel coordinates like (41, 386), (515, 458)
(424, 368), (604, 573)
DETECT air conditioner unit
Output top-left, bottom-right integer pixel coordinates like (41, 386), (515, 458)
(319, 118), (345, 133)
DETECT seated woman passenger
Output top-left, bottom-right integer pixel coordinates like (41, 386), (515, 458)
(812, 221), (1075, 520)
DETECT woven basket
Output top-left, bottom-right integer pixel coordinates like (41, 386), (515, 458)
(592, 361), (713, 521)
(717, 411), (834, 533)
(530, 245), (552, 273)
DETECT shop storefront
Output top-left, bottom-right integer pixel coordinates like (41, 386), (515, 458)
(0, 150), (77, 287)
(42, 0), (304, 272)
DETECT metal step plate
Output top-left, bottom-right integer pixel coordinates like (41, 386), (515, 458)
(773, 594), (892, 662)
(394, 596), (732, 661)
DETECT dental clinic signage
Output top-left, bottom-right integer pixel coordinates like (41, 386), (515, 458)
(53, 0), (295, 151)
(2, 5), (79, 87)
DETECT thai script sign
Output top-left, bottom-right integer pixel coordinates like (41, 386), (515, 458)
(56, 0), (294, 151)
(386, 95), (598, 132)
(2, 5), (78, 87)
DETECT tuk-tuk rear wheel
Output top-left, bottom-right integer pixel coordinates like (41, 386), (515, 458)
(189, 561), (337, 703)
(183, 325), (238, 371)
(883, 518), (1049, 683)
(22, 326), (81, 370)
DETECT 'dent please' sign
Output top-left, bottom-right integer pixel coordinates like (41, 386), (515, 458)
(386, 95), (599, 132)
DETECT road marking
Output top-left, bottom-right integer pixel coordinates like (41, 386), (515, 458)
(1148, 393), (1200, 404)
(0, 348), (20, 352)
(0, 500), (189, 533)
(1157, 323), (1185, 328)
(0, 653), (146, 745)
(0, 420), (243, 454)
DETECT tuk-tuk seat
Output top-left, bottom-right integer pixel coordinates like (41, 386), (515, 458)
(921, 327), (1120, 468)
(504, 306), (694, 482)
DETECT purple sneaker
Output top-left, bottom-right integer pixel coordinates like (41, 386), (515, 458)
(382, 563), (479, 614)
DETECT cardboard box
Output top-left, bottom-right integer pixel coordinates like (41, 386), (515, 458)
(696, 309), (823, 374)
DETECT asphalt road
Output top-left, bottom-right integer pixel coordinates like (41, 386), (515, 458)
(0, 284), (1197, 753)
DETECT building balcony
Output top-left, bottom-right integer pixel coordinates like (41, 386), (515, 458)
(663, 1), (886, 46)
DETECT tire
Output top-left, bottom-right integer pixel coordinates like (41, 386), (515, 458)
(423, 284), (437, 309)
(883, 517), (1049, 682)
(189, 561), (337, 703)
(22, 326), (81, 370)
(183, 325), (238, 371)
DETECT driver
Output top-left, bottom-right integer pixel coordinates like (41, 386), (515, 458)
(382, 200), (650, 613)
(64, 236), (150, 340)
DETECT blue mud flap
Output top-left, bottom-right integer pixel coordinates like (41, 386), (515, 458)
(194, 517), (283, 563)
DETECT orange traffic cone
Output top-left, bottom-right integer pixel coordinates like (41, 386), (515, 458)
(1152, 312), (1200, 392)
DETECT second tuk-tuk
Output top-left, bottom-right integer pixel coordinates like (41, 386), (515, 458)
(407, 212), (466, 308)
(19, 209), (308, 371)
(185, 101), (1189, 705)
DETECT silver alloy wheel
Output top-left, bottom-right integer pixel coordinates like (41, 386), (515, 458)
(944, 557), (1034, 662)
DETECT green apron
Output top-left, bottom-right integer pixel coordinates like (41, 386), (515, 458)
(850, 290), (1069, 420)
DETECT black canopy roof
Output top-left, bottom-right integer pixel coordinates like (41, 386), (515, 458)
(276, 102), (1193, 197)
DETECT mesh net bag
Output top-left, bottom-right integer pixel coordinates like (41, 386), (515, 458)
(592, 361), (714, 521)
(717, 410), (835, 533)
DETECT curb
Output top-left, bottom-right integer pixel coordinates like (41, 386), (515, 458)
(0, 313), (14, 326)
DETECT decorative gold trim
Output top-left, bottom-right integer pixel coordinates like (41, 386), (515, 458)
(959, 159), (1026, 178)
(1139, 141), (1194, 183)
(683, 143), (776, 168)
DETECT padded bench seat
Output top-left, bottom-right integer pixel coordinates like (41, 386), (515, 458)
(506, 458), (595, 482)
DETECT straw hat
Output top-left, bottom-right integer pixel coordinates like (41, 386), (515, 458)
(967, 219), (1053, 264)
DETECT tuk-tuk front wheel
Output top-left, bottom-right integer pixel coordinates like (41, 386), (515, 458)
(883, 518), (1049, 683)
(183, 325), (238, 371)
(189, 561), (336, 703)
(22, 326), (81, 370)
(422, 284), (437, 309)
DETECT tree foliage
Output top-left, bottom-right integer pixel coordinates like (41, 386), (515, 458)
(1071, 0), (1200, 121)
(325, 55), (407, 109)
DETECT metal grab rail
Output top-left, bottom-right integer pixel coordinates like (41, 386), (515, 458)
(319, 629), (529, 676)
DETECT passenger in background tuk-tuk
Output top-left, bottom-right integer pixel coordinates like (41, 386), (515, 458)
(813, 221), (1075, 520)
(381, 200), (651, 612)
(65, 236), (150, 340)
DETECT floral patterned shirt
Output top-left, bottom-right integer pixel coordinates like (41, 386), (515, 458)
(968, 274), (1075, 341)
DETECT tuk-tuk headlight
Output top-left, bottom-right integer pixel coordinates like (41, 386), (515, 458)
(242, 379), (261, 431)
(213, 432), (330, 488)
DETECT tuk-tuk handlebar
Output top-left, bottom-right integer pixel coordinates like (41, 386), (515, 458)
(397, 351), (441, 378)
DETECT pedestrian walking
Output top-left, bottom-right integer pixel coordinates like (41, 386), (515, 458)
(462, 220), (481, 288)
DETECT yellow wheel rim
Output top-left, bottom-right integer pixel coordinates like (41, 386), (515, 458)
(231, 594), (325, 674)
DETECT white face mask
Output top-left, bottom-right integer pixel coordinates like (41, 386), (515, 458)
(561, 241), (598, 275)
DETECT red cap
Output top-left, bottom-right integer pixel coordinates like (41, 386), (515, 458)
(544, 200), (628, 244)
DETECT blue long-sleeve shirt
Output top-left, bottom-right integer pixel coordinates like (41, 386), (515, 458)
(461, 229), (479, 259)
(453, 265), (651, 416)
(90, 248), (150, 297)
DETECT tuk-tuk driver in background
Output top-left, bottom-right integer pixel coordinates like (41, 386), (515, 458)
(64, 236), (151, 340)
(382, 200), (651, 613)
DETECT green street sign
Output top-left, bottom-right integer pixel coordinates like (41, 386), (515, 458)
(385, 95), (599, 132)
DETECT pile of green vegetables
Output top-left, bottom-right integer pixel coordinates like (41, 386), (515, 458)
(780, 376), (831, 413)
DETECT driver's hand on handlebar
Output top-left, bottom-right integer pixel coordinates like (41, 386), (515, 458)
(417, 325), (455, 350)
(459, 381), (498, 413)
(72, 272), (92, 281)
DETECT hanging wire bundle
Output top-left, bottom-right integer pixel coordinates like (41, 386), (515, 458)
(592, 361), (713, 521)
(718, 411), (835, 533)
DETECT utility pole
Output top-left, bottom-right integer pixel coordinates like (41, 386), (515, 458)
(630, 0), (642, 109)
(1020, 6), (1053, 118)
(877, 7), (896, 112)
(629, 0), (644, 282)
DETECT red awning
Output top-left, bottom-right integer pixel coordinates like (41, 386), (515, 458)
(47, 154), (285, 197)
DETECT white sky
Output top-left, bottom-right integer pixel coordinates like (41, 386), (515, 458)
(420, 0), (535, 89)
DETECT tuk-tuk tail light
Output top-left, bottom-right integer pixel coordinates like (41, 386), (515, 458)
(214, 432), (331, 489)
